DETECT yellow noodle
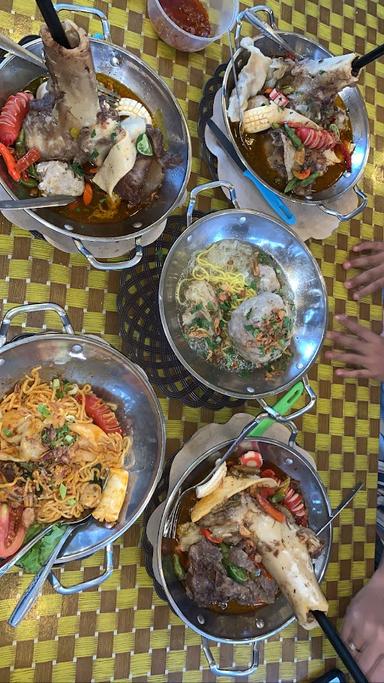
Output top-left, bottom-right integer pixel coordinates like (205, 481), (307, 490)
(0, 368), (130, 523)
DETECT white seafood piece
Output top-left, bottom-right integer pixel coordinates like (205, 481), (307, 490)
(93, 117), (146, 196)
(36, 161), (84, 196)
(291, 53), (358, 96)
(265, 57), (293, 88)
(227, 37), (272, 123)
(243, 103), (320, 134)
(281, 135), (296, 180)
(35, 80), (49, 99)
(120, 116), (147, 139)
(247, 95), (269, 109)
(196, 461), (227, 499)
(116, 98), (152, 125)
(92, 468), (129, 523)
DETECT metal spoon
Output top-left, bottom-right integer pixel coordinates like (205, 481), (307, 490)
(0, 33), (46, 70)
(8, 511), (92, 627)
(315, 482), (363, 536)
(0, 196), (76, 210)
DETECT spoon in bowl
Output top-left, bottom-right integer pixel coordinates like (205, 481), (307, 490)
(0, 33), (46, 69)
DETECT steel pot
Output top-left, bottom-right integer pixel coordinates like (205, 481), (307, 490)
(0, 302), (165, 594)
(221, 5), (369, 222)
(0, 3), (191, 270)
(159, 180), (327, 419)
(157, 421), (332, 677)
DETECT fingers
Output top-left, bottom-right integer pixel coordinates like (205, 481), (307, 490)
(335, 368), (372, 378)
(325, 350), (364, 366)
(334, 315), (376, 341)
(357, 646), (383, 676)
(345, 266), (384, 298)
(344, 252), (384, 271)
(350, 277), (384, 301)
(369, 655), (384, 683)
(352, 241), (384, 253)
(326, 331), (362, 351)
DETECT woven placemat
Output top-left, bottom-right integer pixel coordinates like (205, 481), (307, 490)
(0, 0), (382, 681)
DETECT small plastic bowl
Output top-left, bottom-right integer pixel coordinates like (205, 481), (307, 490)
(147, 0), (239, 53)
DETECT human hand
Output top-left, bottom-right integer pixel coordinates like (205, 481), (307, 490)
(341, 566), (384, 682)
(326, 315), (384, 381)
(344, 241), (384, 300)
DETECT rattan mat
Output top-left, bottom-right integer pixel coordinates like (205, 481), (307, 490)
(0, 0), (383, 681)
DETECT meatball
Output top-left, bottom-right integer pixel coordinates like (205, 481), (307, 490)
(181, 280), (221, 336)
(204, 240), (255, 283)
(228, 292), (293, 365)
(258, 265), (280, 292)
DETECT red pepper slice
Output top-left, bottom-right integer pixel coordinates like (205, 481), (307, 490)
(78, 393), (123, 435)
(260, 468), (279, 481)
(16, 147), (41, 174)
(255, 494), (285, 524)
(0, 143), (20, 182)
(200, 528), (223, 544)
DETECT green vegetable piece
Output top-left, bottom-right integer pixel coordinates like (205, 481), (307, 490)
(52, 378), (60, 389)
(245, 307), (253, 320)
(329, 123), (340, 139)
(16, 524), (66, 573)
(15, 129), (26, 157)
(283, 124), (303, 150)
(66, 498), (77, 506)
(300, 171), (320, 187)
(136, 133), (153, 156)
(63, 433), (75, 445)
(19, 177), (38, 188)
(59, 483), (67, 499)
(37, 403), (50, 418)
(2, 427), (12, 437)
(225, 562), (248, 584)
(284, 177), (299, 194)
(172, 554), (186, 580)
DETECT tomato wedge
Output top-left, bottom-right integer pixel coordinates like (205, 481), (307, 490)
(0, 504), (26, 559)
(255, 494), (285, 524)
(239, 450), (263, 468)
(200, 528), (223, 544)
(80, 393), (123, 435)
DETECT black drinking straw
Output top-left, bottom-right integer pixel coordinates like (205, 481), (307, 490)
(35, 0), (71, 48)
(352, 43), (384, 75)
(312, 611), (368, 683)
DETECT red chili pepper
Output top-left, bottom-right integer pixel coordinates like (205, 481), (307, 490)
(255, 494), (285, 524)
(16, 147), (41, 174)
(0, 143), (20, 182)
(239, 450), (263, 468)
(200, 528), (223, 544)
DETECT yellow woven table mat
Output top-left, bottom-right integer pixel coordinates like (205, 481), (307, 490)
(0, 0), (383, 681)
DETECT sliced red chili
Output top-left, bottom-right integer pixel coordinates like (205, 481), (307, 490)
(200, 528), (223, 544)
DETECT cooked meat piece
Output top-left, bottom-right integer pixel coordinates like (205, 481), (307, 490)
(22, 507), (35, 528)
(228, 292), (293, 365)
(186, 538), (278, 608)
(77, 116), (122, 167)
(36, 161), (84, 197)
(79, 483), (102, 508)
(115, 156), (152, 204)
(41, 446), (70, 465)
(0, 462), (18, 482)
(203, 239), (255, 282)
(41, 20), (100, 129)
(23, 111), (80, 161)
(259, 264), (280, 292)
(29, 92), (55, 112)
(228, 545), (256, 572)
(146, 125), (165, 160)
(181, 280), (221, 336)
(177, 522), (202, 552)
(291, 53), (358, 102)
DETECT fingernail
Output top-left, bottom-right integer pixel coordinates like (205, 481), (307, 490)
(345, 281), (351, 288)
(343, 261), (351, 269)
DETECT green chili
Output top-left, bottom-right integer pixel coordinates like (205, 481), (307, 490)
(173, 554), (186, 580)
(284, 177), (299, 193)
(225, 562), (248, 584)
(283, 124), (303, 149)
(300, 171), (320, 187)
(15, 129), (26, 157)
(19, 177), (38, 188)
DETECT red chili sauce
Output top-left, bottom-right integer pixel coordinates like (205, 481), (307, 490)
(159, 0), (211, 37)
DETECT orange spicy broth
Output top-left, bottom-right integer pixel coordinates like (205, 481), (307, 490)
(230, 95), (353, 195)
(24, 73), (157, 225)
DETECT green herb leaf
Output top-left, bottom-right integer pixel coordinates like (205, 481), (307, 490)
(70, 162), (85, 178)
(91, 128), (96, 138)
(17, 525), (66, 573)
(2, 427), (12, 437)
(37, 403), (50, 418)
(193, 317), (211, 330)
(59, 483), (67, 499)
(245, 307), (253, 320)
(66, 498), (76, 507)
(191, 303), (203, 313)
(136, 132), (153, 157)
(89, 150), (99, 162)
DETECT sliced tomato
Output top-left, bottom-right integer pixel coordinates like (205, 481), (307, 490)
(80, 393), (123, 435)
(16, 147), (41, 173)
(239, 450), (263, 468)
(0, 504), (26, 559)
(255, 494), (285, 524)
(200, 528), (223, 544)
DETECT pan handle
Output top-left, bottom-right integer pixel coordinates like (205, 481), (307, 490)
(49, 544), (114, 595)
(257, 374), (316, 424)
(235, 5), (278, 47)
(0, 302), (74, 347)
(55, 3), (111, 42)
(73, 239), (143, 271)
(187, 181), (239, 227)
(202, 638), (259, 677)
(318, 185), (367, 222)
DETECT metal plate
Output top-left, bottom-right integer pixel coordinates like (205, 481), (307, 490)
(0, 333), (166, 563)
(221, 32), (369, 205)
(159, 208), (328, 399)
(0, 40), (191, 240)
(157, 435), (332, 644)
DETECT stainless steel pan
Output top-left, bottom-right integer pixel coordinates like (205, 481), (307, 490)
(0, 4), (191, 270)
(221, 5), (369, 222)
(0, 302), (165, 594)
